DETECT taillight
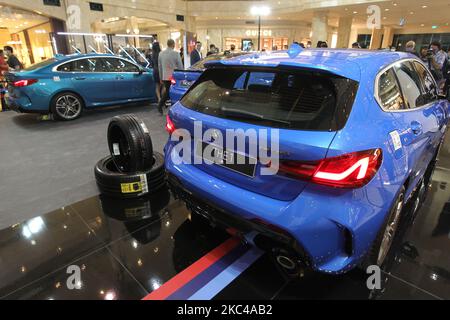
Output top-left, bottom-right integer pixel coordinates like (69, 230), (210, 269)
(13, 79), (38, 87)
(170, 76), (176, 86)
(279, 149), (382, 188)
(165, 114), (176, 134)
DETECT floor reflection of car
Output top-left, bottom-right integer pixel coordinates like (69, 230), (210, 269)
(165, 48), (450, 275)
(169, 52), (249, 104)
(5, 53), (156, 121)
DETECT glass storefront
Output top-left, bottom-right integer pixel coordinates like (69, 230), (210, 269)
(224, 37), (289, 51)
(393, 33), (450, 52)
(0, 6), (57, 68)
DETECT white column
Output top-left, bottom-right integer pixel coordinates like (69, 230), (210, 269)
(311, 11), (328, 47)
(337, 16), (353, 49)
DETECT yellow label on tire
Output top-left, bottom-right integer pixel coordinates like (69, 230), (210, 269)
(121, 182), (143, 194)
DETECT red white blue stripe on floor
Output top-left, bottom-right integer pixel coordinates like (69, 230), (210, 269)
(142, 238), (263, 300)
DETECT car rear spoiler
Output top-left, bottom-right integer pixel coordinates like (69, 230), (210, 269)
(204, 60), (361, 82)
(174, 69), (203, 73)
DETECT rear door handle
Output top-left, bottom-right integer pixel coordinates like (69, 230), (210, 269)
(116, 75), (124, 80)
(410, 121), (423, 135)
(74, 77), (86, 81)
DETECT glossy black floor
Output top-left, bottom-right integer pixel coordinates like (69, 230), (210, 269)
(1, 142), (450, 300)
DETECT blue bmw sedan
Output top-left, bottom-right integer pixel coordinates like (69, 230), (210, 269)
(165, 47), (450, 275)
(5, 53), (156, 120)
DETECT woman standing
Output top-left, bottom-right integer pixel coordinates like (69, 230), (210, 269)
(151, 42), (162, 103)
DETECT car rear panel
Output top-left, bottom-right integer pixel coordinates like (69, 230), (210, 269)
(169, 104), (337, 201)
(168, 64), (359, 201)
(5, 71), (59, 112)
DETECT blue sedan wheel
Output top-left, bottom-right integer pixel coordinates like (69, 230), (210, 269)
(52, 93), (83, 121)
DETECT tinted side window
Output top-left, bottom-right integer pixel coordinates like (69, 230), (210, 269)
(57, 59), (106, 72)
(57, 62), (73, 72)
(413, 61), (438, 104)
(378, 68), (406, 111)
(393, 61), (423, 109)
(103, 58), (139, 72)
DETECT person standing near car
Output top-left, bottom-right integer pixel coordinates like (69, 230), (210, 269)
(151, 42), (162, 104)
(426, 42), (448, 90)
(3, 46), (22, 71)
(405, 41), (418, 57)
(0, 49), (9, 112)
(190, 41), (202, 66)
(158, 39), (183, 114)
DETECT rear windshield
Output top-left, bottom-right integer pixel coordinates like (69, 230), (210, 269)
(24, 58), (57, 71)
(180, 67), (359, 131)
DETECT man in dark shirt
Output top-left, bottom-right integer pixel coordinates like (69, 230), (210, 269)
(190, 41), (203, 66)
(3, 46), (22, 70)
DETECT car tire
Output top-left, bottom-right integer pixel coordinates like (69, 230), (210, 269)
(107, 114), (154, 173)
(95, 153), (165, 199)
(363, 186), (405, 269)
(50, 92), (84, 121)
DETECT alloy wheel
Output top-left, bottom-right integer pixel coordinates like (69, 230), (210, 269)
(377, 193), (404, 266)
(55, 94), (82, 120)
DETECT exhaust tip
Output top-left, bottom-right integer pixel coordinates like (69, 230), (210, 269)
(276, 255), (297, 271)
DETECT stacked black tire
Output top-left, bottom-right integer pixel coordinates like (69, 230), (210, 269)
(95, 114), (166, 199)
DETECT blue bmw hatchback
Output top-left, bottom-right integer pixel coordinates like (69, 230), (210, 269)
(5, 53), (156, 120)
(165, 48), (449, 274)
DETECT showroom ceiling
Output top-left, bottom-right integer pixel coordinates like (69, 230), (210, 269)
(191, 0), (450, 30)
(0, 5), (49, 33)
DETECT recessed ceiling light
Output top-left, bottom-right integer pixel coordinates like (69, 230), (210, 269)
(393, 2), (398, 6)
(385, 8), (390, 11)
(420, 23), (425, 27)
(383, 17), (387, 20)
(410, 11), (414, 14)
(422, 5), (427, 8)
(353, 11), (358, 14)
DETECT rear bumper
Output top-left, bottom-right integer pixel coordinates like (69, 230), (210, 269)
(6, 95), (47, 114)
(168, 172), (311, 266)
(165, 144), (396, 274)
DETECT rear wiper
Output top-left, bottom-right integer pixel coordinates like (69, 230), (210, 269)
(221, 108), (291, 126)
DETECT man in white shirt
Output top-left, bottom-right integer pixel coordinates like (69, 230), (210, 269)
(158, 39), (183, 114)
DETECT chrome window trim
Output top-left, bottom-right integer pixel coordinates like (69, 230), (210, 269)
(374, 58), (440, 113)
(51, 56), (146, 74)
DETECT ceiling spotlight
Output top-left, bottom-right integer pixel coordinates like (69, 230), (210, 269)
(421, 5), (427, 9)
